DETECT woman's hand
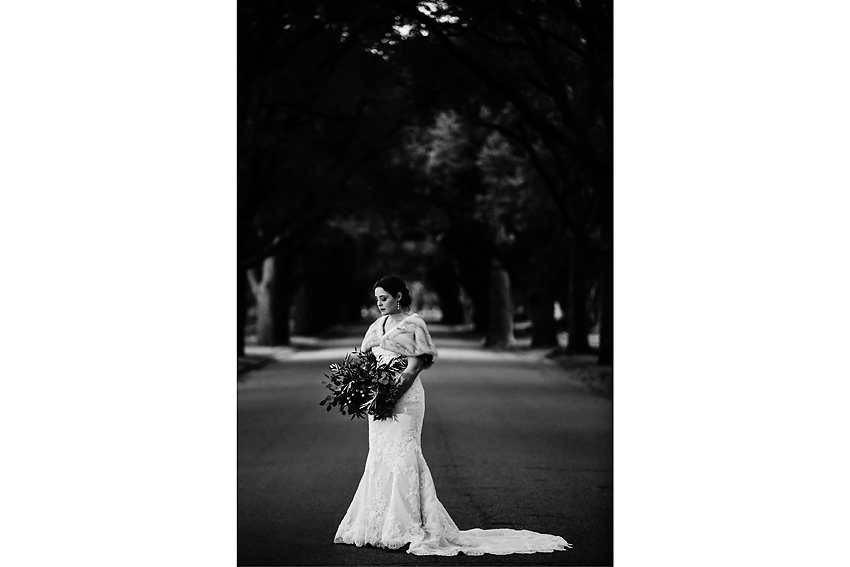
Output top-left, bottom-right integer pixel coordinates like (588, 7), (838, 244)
(405, 355), (424, 377)
(389, 356), (425, 408)
(391, 372), (416, 403)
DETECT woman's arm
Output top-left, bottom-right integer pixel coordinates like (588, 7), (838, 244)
(391, 355), (425, 403)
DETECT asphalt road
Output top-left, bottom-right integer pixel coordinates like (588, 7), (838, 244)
(237, 331), (613, 566)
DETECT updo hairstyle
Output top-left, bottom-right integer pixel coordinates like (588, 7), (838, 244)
(374, 275), (412, 309)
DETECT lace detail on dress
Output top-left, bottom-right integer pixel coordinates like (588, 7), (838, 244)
(334, 346), (571, 556)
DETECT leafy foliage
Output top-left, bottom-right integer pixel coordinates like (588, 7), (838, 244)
(238, 0), (613, 362)
(320, 350), (409, 420)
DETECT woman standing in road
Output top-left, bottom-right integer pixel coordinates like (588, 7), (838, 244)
(333, 275), (571, 556)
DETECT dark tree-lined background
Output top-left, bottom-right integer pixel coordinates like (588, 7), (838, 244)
(238, 0), (612, 364)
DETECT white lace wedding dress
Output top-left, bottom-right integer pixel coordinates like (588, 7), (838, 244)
(334, 331), (571, 556)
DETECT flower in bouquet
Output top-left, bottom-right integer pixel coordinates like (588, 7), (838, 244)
(320, 349), (408, 420)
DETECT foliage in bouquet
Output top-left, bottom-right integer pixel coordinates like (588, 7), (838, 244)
(320, 349), (408, 420)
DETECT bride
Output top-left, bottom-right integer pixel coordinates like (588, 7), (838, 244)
(334, 275), (571, 556)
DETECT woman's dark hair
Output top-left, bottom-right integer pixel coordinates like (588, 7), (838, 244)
(374, 275), (412, 308)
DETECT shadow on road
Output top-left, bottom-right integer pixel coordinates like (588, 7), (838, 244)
(241, 322), (612, 398)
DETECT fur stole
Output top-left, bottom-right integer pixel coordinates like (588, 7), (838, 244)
(360, 314), (438, 369)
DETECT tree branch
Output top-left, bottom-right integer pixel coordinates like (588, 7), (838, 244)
(246, 266), (262, 297)
(430, 27), (608, 182)
(470, 114), (577, 237)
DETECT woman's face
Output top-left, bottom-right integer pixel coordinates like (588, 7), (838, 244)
(375, 287), (401, 315)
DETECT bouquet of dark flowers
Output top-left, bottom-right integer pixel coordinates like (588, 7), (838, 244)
(320, 349), (408, 420)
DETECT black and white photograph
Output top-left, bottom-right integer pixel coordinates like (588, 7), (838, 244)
(4, 1), (850, 566)
(237, 1), (612, 564)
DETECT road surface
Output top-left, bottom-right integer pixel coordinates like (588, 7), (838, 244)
(238, 329), (612, 566)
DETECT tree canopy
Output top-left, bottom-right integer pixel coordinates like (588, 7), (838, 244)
(238, 0), (613, 364)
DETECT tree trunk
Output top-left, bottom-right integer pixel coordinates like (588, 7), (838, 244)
(290, 285), (308, 336)
(456, 265), (490, 333)
(485, 259), (517, 348)
(248, 253), (296, 345)
(428, 262), (466, 325)
(566, 238), (592, 353)
(450, 238), (491, 333)
(291, 283), (331, 336)
(530, 284), (558, 348)
(250, 256), (276, 345)
(598, 245), (613, 365)
(272, 274), (292, 345)
(470, 289), (490, 333)
(237, 266), (249, 357)
(434, 281), (465, 325)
